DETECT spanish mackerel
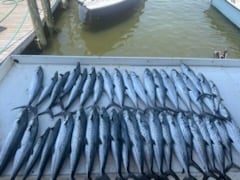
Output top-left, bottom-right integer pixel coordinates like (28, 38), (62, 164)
(113, 68), (125, 107)
(167, 114), (194, 180)
(23, 128), (50, 179)
(160, 69), (179, 110)
(37, 71), (58, 106)
(101, 68), (114, 103)
(0, 108), (28, 175)
(171, 69), (192, 111)
(130, 71), (148, 106)
(70, 108), (87, 179)
(65, 68), (88, 109)
(111, 109), (122, 178)
(153, 69), (166, 108)
(62, 62), (81, 97)
(93, 72), (104, 105)
(143, 68), (155, 107)
(98, 108), (111, 179)
(180, 63), (202, 93)
(36, 119), (61, 180)
(120, 113), (132, 175)
(123, 109), (144, 175)
(51, 113), (74, 180)
(28, 66), (44, 106)
(122, 70), (138, 108)
(85, 107), (100, 179)
(79, 67), (96, 106)
(136, 111), (153, 174)
(11, 116), (39, 180)
(148, 110), (164, 175)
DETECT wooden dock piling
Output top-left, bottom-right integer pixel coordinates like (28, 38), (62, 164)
(27, 0), (47, 48)
(41, 0), (55, 35)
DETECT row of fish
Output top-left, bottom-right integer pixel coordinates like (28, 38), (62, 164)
(1, 106), (240, 179)
(16, 63), (230, 119)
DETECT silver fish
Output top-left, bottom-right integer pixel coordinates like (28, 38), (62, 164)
(209, 80), (222, 112)
(85, 107), (100, 179)
(122, 70), (138, 108)
(36, 119), (61, 180)
(98, 108), (111, 176)
(44, 71), (70, 114)
(51, 113), (74, 180)
(159, 112), (177, 179)
(28, 66), (44, 105)
(70, 108), (87, 179)
(167, 113), (192, 179)
(205, 118), (225, 174)
(143, 68), (155, 107)
(111, 109), (122, 177)
(130, 71), (148, 106)
(62, 62), (81, 97)
(198, 73), (215, 114)
(113, 68), (125, 107)
(23, 128), (50, 179)
(194, 114), (215, 171)
(153, 69), (166, 108)
(11, 116), (39, 179)
(160, 69), (179, 110)
(0, 108), (28, 175)
(176, 112), (192, 150)
(188, 118), (209, 173)
(214, 119), (232, 164)
(148, 110), (164, 175)
(224, 120), (240, 154)
(79, 67), (96, 106)
(37, 71), (58, 106)
(136, 111), (154, 174)
(93, 72), (104, 105)
(120, 113), (132, 175)
(181, 73), (203, 113)
(180, 63), (202, 93)
(101, 68), (114, 103)
(65, 68), (88, 109)
(123, 109), (144, 175)
(171, 69), (192, 111)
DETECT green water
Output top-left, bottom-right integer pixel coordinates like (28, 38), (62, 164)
(43, 0), (240, 58)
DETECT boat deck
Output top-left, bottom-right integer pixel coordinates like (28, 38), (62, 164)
(0, 0), (60, 63)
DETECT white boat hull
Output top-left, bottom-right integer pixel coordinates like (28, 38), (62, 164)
(211, 0), (240, 28)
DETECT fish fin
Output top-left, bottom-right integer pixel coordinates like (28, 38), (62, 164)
(12, 105), (28, 111)
(99, 138), (102, 144)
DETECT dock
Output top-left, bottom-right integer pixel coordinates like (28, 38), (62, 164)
(0, 0), (60, 63)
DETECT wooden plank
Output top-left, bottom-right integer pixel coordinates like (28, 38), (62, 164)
(0, 0), (61, 63)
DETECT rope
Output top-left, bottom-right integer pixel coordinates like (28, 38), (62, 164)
(0, 0), (28, 54)
(0, 0), (23, 22)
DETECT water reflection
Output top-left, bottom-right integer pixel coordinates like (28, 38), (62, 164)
(204, 6), (240, 53)
(79, 1), (146, 55)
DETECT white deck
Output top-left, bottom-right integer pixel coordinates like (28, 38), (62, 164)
(1, 55), (240, 178)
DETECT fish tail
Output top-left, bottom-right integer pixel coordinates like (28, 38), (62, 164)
(69, 172), (75, 180)
(164, 170), (180, 180)
(38, 109), (54, 118)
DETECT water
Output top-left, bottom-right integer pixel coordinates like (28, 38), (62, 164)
(43, 0), (240, 58)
